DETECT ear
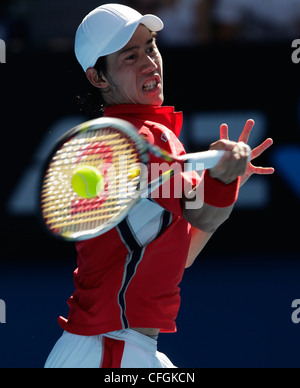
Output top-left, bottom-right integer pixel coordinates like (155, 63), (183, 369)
(86, 68), (109, 90)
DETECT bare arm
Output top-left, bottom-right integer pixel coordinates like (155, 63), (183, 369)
(185, 228), (212, 268)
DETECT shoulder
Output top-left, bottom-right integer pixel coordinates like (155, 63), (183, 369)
(139, 121), (186, 157)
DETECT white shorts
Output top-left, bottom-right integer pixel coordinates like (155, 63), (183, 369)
(44, 329), (176, 368)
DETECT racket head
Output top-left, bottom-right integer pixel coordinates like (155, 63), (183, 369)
(40, 117), (149, 241)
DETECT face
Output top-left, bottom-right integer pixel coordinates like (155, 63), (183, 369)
(101, 25), (164, 106)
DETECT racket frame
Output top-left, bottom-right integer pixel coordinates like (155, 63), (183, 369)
(39, 118), (150, 241)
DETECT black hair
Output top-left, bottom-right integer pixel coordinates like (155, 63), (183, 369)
(76, 56), (108, 117)
(94, 56), (108, 79)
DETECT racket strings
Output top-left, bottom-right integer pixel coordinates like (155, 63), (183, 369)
(41, 127), (141, 238)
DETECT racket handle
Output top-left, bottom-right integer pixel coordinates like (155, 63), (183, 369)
(182, 150), (225, 170)
(182, 145), (252, 171)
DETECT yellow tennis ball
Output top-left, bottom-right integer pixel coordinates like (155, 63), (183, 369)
(128, 167), (141, 180)
(71, 166), (104, 198)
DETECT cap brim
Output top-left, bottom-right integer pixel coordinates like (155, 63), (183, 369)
(140, 14), (164, 33)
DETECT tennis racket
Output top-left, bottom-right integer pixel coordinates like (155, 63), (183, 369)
(40, 117), (251, 241)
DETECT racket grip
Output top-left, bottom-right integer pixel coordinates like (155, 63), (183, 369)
(182, 145), (252, 171)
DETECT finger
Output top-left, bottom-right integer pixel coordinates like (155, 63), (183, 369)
(251, 138), (274, 160)
(238, 119), (255, 143)
(251, 165), (275, 175)
(220, 123), (229, 140)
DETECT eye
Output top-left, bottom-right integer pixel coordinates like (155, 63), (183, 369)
(147, 46), (156, 55)
(126, 54), (137, 61)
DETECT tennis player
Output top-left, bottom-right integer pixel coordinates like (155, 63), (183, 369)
(45, 4), (274, 368)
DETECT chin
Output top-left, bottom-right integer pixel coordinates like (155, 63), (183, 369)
(146, 95), (164, 107)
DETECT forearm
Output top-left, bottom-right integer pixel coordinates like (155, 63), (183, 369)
(183, 202), (234, 234)
(181, 169), (237, 233)
(182, 170), (236, 266)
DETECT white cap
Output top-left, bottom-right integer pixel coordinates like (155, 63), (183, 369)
(75, 3), (164, 72)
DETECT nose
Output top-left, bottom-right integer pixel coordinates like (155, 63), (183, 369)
(141, 53), (158, 74)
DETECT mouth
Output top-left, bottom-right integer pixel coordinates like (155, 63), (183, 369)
(142, 76), (161, 92)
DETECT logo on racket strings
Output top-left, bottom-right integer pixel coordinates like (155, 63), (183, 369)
(0, 299), (6, 324)
(0, 40), (6, 64)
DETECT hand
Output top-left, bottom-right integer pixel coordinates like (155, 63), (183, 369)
(209, 139), (250, 184)
(220, 119), (275, 187)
